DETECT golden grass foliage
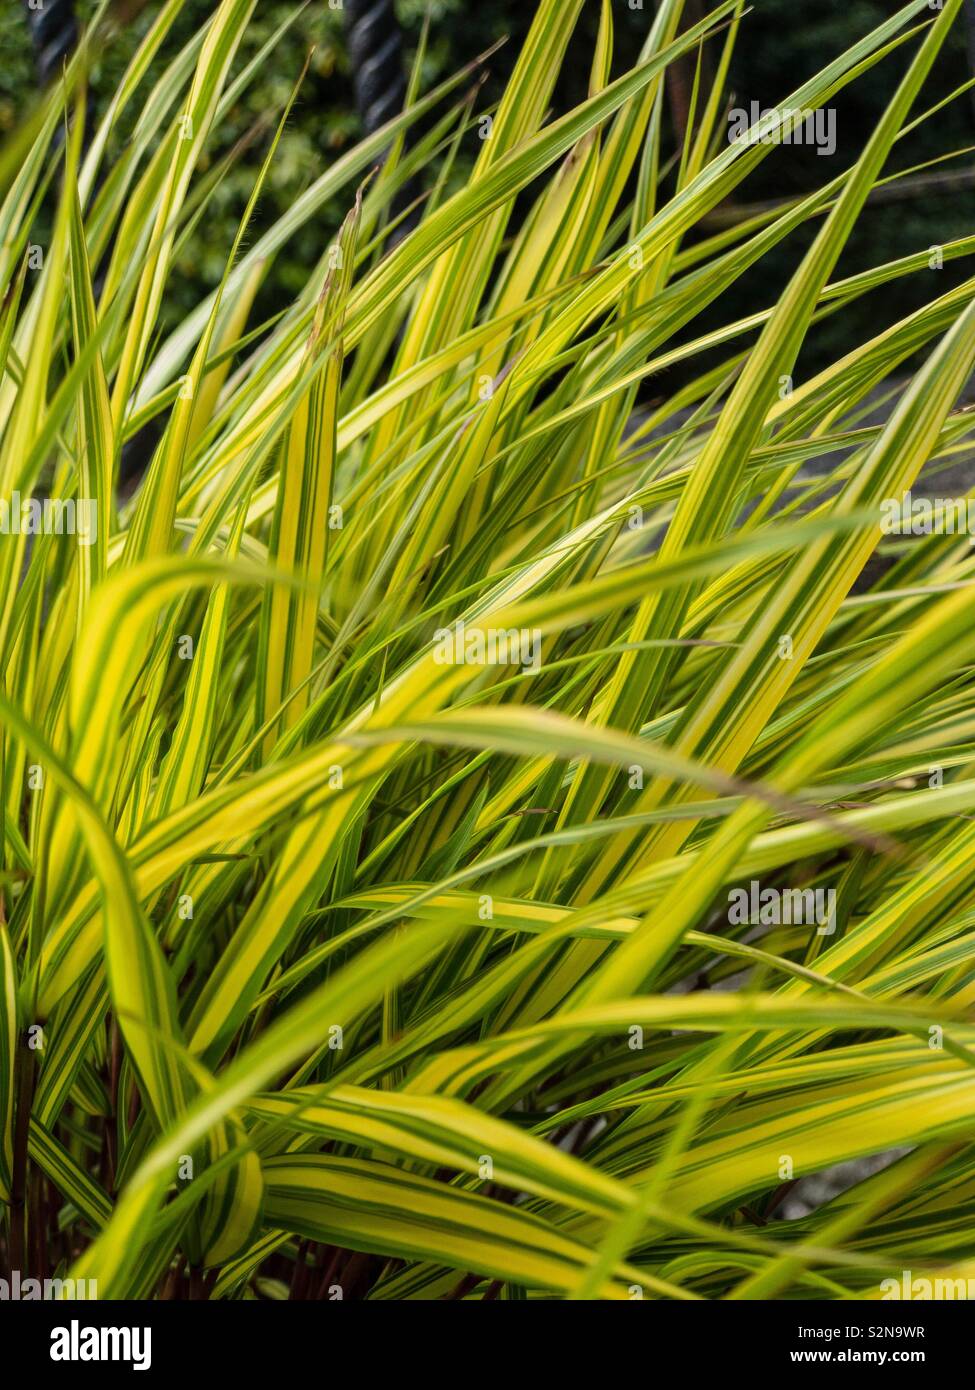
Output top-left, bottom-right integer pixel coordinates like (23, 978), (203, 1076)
(1, 0), (975, 1300)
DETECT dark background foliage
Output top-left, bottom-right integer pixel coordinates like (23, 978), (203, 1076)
(1, 0), (972, 372)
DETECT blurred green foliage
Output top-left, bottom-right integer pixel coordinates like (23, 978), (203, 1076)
(0, 1), (972, 366)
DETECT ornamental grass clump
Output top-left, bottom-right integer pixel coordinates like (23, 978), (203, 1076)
(1, 0), (975, 1301)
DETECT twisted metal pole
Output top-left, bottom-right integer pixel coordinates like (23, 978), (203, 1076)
(966, 0), (975, 125)
(343, 0), (408, 136)
(343, 0), (419, 244)
(22, 0), (78, 87)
